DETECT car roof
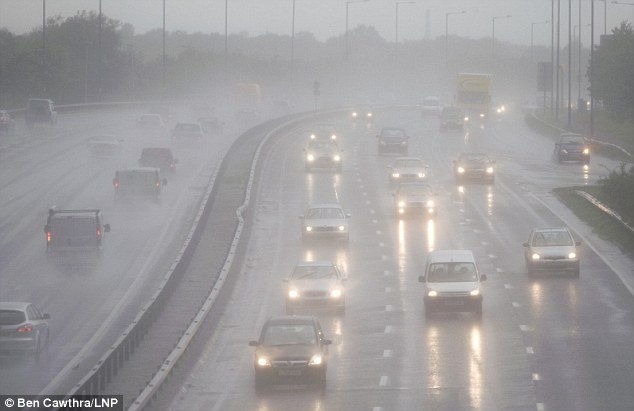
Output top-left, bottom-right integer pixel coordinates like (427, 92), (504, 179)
(0, 302), (32, 311)
(427, 249), (476, 263)
(265, 315), (316, 326)
(533, 227), (571, 234)
(295, 260), (335, 268)
(307, 203), (344, 209)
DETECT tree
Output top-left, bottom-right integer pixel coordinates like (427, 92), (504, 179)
(589, 22), (634, 122)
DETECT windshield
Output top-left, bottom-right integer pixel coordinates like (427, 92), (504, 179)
(532, 231), (574, 246)
(306, 207), (344, 219)
(394, 159), (423, 168)
(381, 129), (405, 138)
(398, 184), (432, 195)
(561, 135), (585, 145)
(262, 324), (317, 346)
(292, 265), (338, 280)
(458, 154), (487, 162)
(428, 263), (477, 282)
(0, 310), (26, 325)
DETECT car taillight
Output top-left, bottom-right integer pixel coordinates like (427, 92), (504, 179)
(114, 180), (119, 188)
(97, 228), (101, 237)
(47, 231), (52, 243)
(156, 180), (160, 187)
(17, 324), (33, 333)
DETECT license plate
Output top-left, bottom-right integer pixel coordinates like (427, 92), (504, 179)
(444, 300), (464, 306)
(278, 370), (301, 376)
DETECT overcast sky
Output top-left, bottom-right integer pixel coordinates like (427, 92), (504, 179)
(0, 0), (623, 47)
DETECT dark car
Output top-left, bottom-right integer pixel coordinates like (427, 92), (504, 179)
(453, 152), (495, 183)
(393, 182), (437, 218)
(554, 133), (590, 164)
(25, 98), (57, 126)
(308, 123), (338, 142)
(351, 104), (373, 122)
(304, 140), (343, 172)
(0, 110), (16, 135)
(523, 227), (581, 276)
(197, 117), (224, 134)
(377, 127), (409, 155)
(113, 168), (166, 202)
(439, 106), (465, 131)
(0, 302), (50, 357)
(248, 316), (331, 390)
(138, 147), (178, 174)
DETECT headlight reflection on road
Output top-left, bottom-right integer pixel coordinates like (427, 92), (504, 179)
(583, 164), (589, 184)
(469, 326), (483, 408)
(487, 187), (494, 216)
(426, 219), (435, 252)
(398, 220), (406, 273)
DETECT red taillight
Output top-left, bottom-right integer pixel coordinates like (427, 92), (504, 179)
(97, 228), (101, 237)
(155, 180), (160, 187)
(114, 180), (119, 188)
(47, 231), (52, 243)
(17, 324), (33, 333)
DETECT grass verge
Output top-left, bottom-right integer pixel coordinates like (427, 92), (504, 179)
(553, 186), (634, 260)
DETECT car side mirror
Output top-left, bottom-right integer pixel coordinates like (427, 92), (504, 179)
(162, 178), (168, 186)
(104, 224), (111, 233)
(282, 278), (289, 283)
(575, 241), (581, 246)
(480, 274), (488, 281)
(346, 213), (352, 218)
(248, 341), (259, 347)
(42, 313), (51, 320)
(522, 242), (529, 247)
(418, 275), (425, 282)
(299, 215), (304, 219)
(322, 339), (332, 345)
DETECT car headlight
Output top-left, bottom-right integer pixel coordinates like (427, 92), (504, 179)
(398, 201), (406, 207)
(367, 112), (372, 117)
(309, 354), (323, 366)
(401, 141), (407, 145)
(427, 290), (438, 297)
(288, 289), (299, 299)
(532, 253), (540, 260)
(583, 148), (589, 154)
(470, 289), (481, 296)
(457, 166), (465, 173)
(486, 167), (494, 174)
(310, 134), (316, 139)
(568, 252), (577, 259)
(479, 113), (485, 118)
(426, 200), (435, 208)
(392, 172), (400, 178)
(306, 226), (313, 232)
(464, 116), (470, 122)
(561, 149), (568, 154)
(496, 108), (502, 114)
(352, 112), (358, 117)
(338, 225), (346, 231)
(418, 172), (425, 178)
(257, 357), (271, 367)
(331, 134), (337, 140)
(307, 154), (315, 161)
(330, 289), (342, 298)
(333, 154), (341, 161)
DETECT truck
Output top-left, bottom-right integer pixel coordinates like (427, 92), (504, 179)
(44, 208), (110, 259)
(234, 82), (263, 124)
(455, 73), (491, 124)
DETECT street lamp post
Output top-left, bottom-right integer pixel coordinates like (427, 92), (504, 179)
(575, 23), (591, 100)
(395, 1), (415, 59)
(346, 0), (370, 62)
(162, 0), (166, 94)
(531, 20), (550, 64)
(42, 0), (46, 93)
(224, 0), (228, 80)
(492, 15), (512, 61)
(291, 0), (296, 87)
(445, 10), (466, 68)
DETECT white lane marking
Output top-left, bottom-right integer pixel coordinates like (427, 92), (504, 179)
(376, 229), (382, 234)
(381, 255), (387, 261)
(537, 403), (545, 411)
(504, 284), (513, 289)
(386, 305), (394, 312)
(520, 325), (531, 332)
(372, 408), (383, 411)
(526, 347), (534, 354)
(532, 373), (541, 381)
(383, 349), (393, 358)
(512, 302), (521, 308)
(366, 200), (371, 205)
(481, 241), (489, 246)
(363, 192), (368, 196)
(384, 325), (393, 333)
(379, 376), (389, 386)
(370, 209), (376, 214)
(496, 267), (503, 273)
(385, 287), (393, 293)
(488, 254), (496, 259)
(384, 270), (390, 276)
(379, 242), (385, 247)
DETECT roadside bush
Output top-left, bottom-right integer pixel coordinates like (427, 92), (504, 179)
(598, 163), (634, 224)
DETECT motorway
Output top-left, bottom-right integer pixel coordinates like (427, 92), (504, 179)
(0, 106), (242, 395)
(163, 108), (634, 411)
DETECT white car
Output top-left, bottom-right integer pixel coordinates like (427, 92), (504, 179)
(387, 157), (428, 186)
(86, 135), (123, 157)
(284, 261), (346, 314)
(299, 203), (350, 242)
(420, 96), (442, 116)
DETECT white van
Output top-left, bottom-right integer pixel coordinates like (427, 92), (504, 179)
(44, 208), (110, 257)
(418, 250), (486, 317)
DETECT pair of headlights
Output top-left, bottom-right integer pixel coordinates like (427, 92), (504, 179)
(392, 172), (425, 178)
(288, 289), (342, 299)
(427, 289), (480, 297)
(532, 252), (576, 260)
(456, 166), (494, 174)
(306, 154), (341, 162)
(305, 225), (346, 232)
(257, 354), (323, 367)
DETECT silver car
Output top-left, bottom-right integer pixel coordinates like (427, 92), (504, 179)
(387, 157), (428, 186)
(299, 203), (350, 242)
(523, 227), (581, 276)
(0, 302), (50, 357)
(284, 261), (346, 314)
